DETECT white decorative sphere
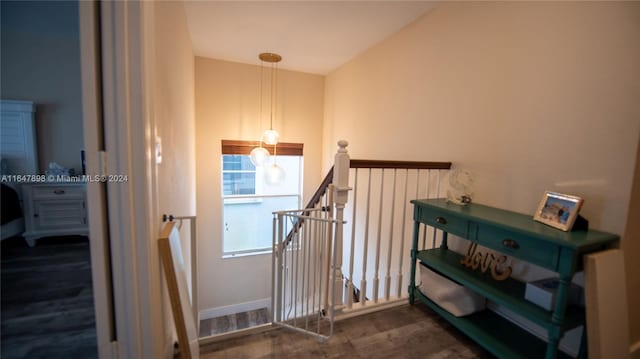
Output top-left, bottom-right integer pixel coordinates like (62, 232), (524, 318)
(263, 129), (279, 145)
(249, 146), (270, 166)
(265, 163), (285, 185)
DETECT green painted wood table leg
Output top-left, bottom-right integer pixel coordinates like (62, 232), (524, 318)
(546, 275), (572, 359)
(409, 219), (420, 304)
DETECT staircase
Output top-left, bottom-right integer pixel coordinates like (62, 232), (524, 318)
(272, 141), (452, 339)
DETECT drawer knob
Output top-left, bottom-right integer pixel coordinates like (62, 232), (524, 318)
(53, 189), (65, 195)
(502, 239), (519, 249)
(435, 216), (447, 225)
(34, 214), (39, 218)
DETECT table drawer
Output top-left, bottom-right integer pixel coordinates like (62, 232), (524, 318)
(418, 208), (468, 238)
(32, 184), (85, 200)
(477, 225), (560, 270)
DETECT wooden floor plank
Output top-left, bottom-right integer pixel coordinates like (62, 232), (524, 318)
(200, 303), (492, 359)
(1, 236), (97, 359)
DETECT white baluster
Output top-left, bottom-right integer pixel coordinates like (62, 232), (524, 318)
(385, 169), (397, 301)
(360, 168), (372, 305)
(436, 169), (441, 198)
(397, 169), (409, 298)
(347, 169), (359, 309)
(373, 169), (385, 303)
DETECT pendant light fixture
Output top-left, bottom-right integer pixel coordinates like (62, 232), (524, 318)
(249, 53), (277, 166)
(252, 52), (285, 185)
(259, 52), (281, 145)
(265, 144), (285, 185)
(249, 145), (270, 167)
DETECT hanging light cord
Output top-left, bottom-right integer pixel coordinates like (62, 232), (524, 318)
(270, 60), (277, 131)
(273, 143), (278, 164)
(259, 60), (264, 147)
(272, 61), (279, 161)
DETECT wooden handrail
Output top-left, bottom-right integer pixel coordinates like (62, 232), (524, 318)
(284, 167), (334, 245)
(350, 159), (452, 170)
(282, 160), (451, 246)
(304, 166), (334, 213)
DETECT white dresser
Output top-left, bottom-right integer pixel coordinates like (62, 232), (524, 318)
(21, 182), (89, 246)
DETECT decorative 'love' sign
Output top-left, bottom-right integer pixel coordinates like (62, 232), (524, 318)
(460, 242), (512, 281)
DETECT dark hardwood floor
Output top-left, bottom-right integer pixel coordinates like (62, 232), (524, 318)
(0, 235), (491, 359)
(200, 302), (493, 358)
(1, 236), (98, 359)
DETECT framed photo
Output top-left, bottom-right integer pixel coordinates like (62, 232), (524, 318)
(534, 191), (584, 231)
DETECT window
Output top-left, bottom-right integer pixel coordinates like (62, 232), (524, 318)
(221, 140), (303, 256)
(222, 155), (256, 196)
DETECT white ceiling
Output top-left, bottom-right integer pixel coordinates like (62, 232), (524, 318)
(184, 1), (438, 75)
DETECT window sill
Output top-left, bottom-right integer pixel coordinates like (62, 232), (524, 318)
(222, 249), (272, 259)
(223, 197), (263, 205)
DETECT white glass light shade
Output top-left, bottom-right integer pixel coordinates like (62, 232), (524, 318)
(249, 146), (270, 166)
(265, 163), (285, 185)
(262, 129), (280, 145)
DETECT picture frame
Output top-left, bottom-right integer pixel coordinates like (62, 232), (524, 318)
(534, 191), (584, 231)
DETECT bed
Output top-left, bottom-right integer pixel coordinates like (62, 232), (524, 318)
(1, 182), (25, 240)
(1, 100), (37, 242)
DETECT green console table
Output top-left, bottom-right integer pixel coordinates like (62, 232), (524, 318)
(409, 198), (619, 359)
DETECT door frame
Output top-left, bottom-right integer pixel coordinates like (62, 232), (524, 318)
(78, 2), (115, 357)
(80, 1), (164, 358)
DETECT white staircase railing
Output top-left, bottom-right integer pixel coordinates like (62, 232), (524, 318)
(272, 141), (452, 336)
(342, 162), (451, 315)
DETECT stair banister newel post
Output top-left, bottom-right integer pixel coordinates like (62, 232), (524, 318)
(331, 140), (350, 307)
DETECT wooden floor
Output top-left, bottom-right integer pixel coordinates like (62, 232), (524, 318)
(200, 302), (493, 358)
(1, 236), (98, 359)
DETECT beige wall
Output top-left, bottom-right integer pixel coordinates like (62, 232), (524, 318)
(152, 1), (196, 354)
(1, 1), (84, 174)
(324, 1), (640, 234)
(324, 0), (640, 347)
(155, 4), (196, 220)
(195, 57), (324, 311)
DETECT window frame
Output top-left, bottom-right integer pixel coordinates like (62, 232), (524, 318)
(221, 140), (304, 257)
(221, 154), (259, 197)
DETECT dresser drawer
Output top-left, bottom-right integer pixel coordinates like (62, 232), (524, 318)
(33, 200), (87, 229)
(32, 184), (85, 200)
(477, 225), (559, 270)
(418, 208), (468, 238)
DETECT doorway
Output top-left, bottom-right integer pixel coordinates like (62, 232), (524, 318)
(0, 1), (112, 358)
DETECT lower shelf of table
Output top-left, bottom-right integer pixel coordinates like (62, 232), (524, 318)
(411, 288), (574, 359)
(417, 248), (585, 332)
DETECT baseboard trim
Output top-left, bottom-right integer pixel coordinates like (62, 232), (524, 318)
(336, 297), (407, 321)
(199, 298), (271, 320)
(631, 340), (640, 358)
